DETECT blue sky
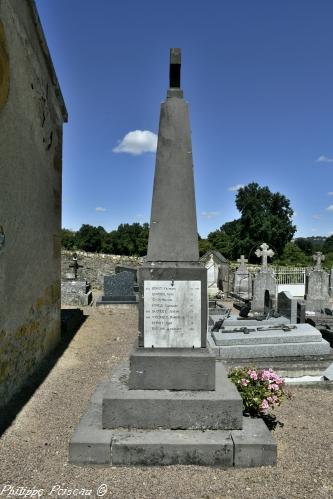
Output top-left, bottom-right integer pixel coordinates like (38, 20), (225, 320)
(36, 0), (333, 238)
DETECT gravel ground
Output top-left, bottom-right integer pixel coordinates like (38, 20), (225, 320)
(0, 306), (333, 499)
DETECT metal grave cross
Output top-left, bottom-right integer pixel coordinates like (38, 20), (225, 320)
(313, 251), (325, 270)
(255, 243), (274, 269)
(169, 48), (181, 88)
(69, 252), (83, 280)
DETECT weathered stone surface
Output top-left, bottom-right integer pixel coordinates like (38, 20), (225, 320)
(128, 345), (216, 390)
(209, 323), (331, 359)
(111, 429), (234, 466)
(61, 280), (92, 306)
(0, 0), (66, 408)
(104, 271), (135, 298)
(231, 417), (277, 467)
(96, 271), (138, 305)
(234, 255), (252, 299)
(61, 250), (144, 290)
(102, 362), (243, 430)
(251, 270), (277, 314)
(277, 291), (297, 323)
(69, 380), (276, 467)
(146, 93), (198, 262)
(305, 269), (330, 312)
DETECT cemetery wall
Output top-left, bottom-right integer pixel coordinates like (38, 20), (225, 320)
(61, 250), (144, 289)
(0, 1), (67, 408)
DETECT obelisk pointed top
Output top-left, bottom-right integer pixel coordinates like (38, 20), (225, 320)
(168, 48), (183, 98)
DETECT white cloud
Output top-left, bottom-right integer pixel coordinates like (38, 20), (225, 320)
(316, 155), (333, 163)
(328, 192), (333, 196)
(201, 211), (220, 219)
(228, 184), (244, 192)
(113, 130), (157, 156)
(312, 214), (322, 220)
(326, 205), (333, 212)
(95, 207), (107, 212)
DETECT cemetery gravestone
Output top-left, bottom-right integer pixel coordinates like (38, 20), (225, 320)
(277, 290), (297, 323)
(97, 271), (137, 305)
(234, 255), (252, 299)
(305, 252), (330, 312)
(251, 243), (277, 314)
(61, 254), (92, 306)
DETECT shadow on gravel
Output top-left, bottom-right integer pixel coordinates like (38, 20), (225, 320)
(0, 309), (86, 436)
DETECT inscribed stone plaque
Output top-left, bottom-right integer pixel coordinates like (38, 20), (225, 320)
(144, 280), (201, 348)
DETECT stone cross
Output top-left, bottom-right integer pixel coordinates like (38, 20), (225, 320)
(69, 252), (83, 280)
(169, 48), (181, 88)
(237, 255), (248, 267)
(255, 243), (274, 269)
(313, 251), (325, 270)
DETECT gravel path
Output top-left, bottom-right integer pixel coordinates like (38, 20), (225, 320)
(0, 306), (333, 499)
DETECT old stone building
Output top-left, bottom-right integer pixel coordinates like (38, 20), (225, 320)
(0, 0), (67, 407)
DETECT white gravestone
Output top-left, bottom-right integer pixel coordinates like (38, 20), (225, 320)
(144, 280), (201, 348)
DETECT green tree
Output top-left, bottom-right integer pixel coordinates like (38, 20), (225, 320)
(110, 223), (149, 256)
(61, 228), (78, 250)
(294, 238), (313, 255)
(276, 242), (310, 266)
(207, 183), (296, 261)
(198, 238), (212, 257)
(323, 235), (333, 254)
(76, 224), (106, 252)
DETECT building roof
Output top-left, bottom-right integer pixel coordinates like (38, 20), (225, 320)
(27, 0), (68, 122)
(200, 250), (229, 264)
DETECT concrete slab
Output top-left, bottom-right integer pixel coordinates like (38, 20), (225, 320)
(210, 340), (331, 359)
(231, 417), (277, 467)
(128, 345), (216, 390)
(102, 362), (243, 430)
(111, 429), (234, 466)
(209, 323), (331, 359)
(212, 328), (324, 347)
(223, 317), (291, 326)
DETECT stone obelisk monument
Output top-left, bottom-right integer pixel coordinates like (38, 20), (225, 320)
(70, 50), (277, 467)
(130, 48), (214, 390)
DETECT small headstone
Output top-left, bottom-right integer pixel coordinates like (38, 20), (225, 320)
(305, 253), (330, 313)
(251, 243), (277, 314)
(97, 271), (137, 304)
(61, 253), (92, 306)
(234, 255), (252, 299)
(277, 291), (297, 323)
(61, 280), (92, 306)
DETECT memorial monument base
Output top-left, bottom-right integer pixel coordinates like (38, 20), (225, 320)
(69, 361), (276, 467)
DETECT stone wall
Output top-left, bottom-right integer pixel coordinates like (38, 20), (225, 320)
(61, 250), (144, 290)
(0, 0), (67, 407)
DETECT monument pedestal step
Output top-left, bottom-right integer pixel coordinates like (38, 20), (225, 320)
(102, 362), (242, 430)
(69, 380), (276, 467)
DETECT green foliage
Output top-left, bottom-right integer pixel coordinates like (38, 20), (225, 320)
(198, 238), (212, 257)
(208, 183), (296, 261)
(294, 237), (314, 255)
(108, 223), (149, 256)
(76, 224), (106, 253)
(276, 242), (310, 266)
(61, 223), (149, 256)
(228, 366), (288, 429)
(61, 229), (78, 250)
(323, 235), (333, 254)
